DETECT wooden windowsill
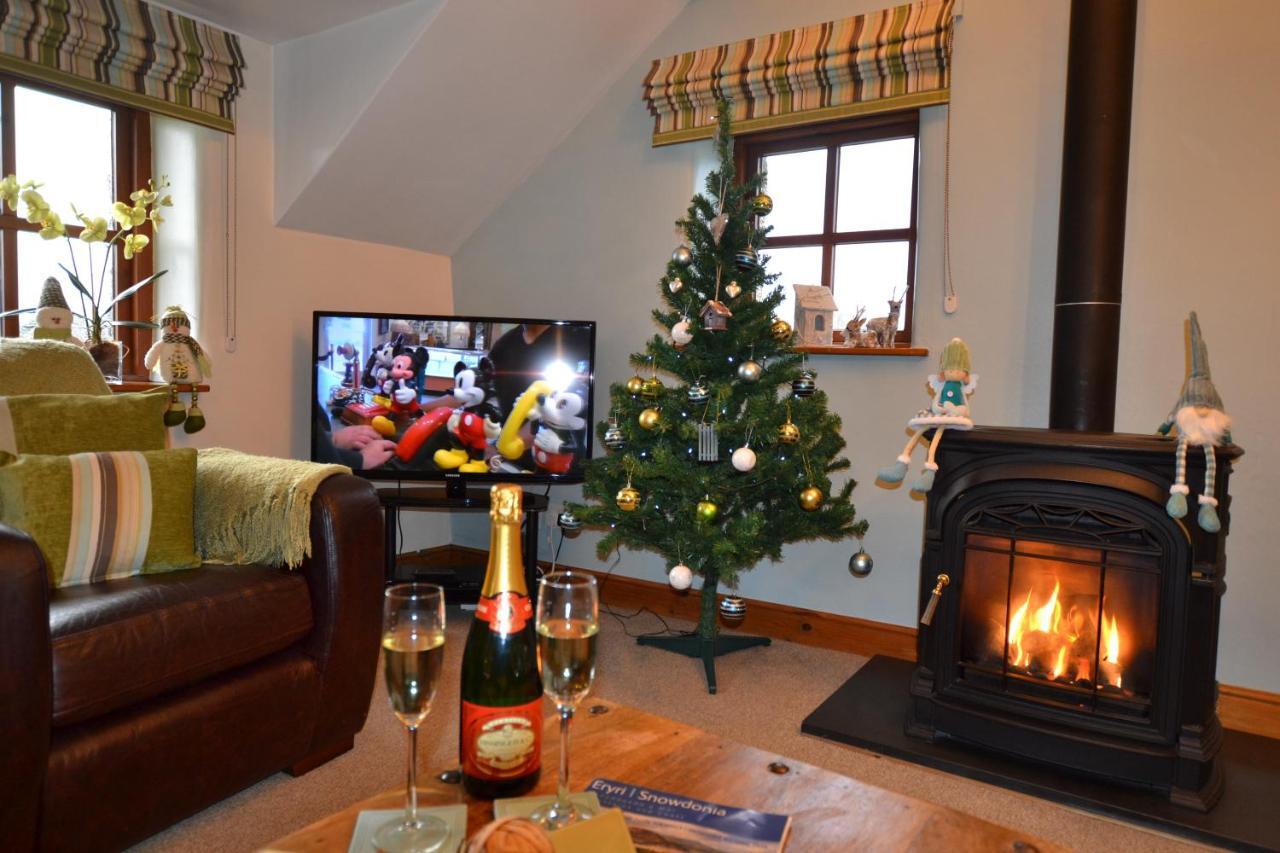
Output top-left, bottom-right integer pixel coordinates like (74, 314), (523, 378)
(797, 345), (930, 357)
(107, 381), (209, 393)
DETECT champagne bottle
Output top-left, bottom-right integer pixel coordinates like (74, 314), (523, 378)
(460, 484), (543, 798)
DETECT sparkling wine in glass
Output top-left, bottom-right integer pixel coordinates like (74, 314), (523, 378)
(374, 583), (449, 853)
(530, 572), (599, 830)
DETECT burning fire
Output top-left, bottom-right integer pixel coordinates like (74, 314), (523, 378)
(1006, 577), (1125, 689)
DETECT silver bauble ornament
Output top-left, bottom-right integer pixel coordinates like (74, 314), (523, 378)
(557, 508), (583, 535)
(737, 359), (762, 382)
(731, 446), (757, 472)
(792, 370), (816, 398)
(668, 564), (693, 590)
(671, 319), (693, 346)
(603, 423), (625, 450)
(668, 277), (683, 294)
(719, 595), (747, 622)
(687, 378), (710, 403)
(724, 280), (742, 299)
(849, 548), (874, 578)
(672, 244), (693, 267)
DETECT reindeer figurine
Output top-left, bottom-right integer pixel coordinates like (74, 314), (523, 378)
(844, 306), (867, 347)
(864, 291), (903, 348)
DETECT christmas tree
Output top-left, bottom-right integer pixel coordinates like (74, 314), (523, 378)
(570, 103), (868, 692)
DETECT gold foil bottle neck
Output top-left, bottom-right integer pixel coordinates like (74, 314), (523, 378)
(490, 483), (523, 525)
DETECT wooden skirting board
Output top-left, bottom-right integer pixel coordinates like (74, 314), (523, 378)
(404, 545), (1279, 740)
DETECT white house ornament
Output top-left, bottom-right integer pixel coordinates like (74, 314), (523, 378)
(668, 564), (693, 590)
(731, 445), (757, 472)
(672, 244), (693, 267)
(877, 337), (976, 494)
(671, 319), (693, 346)
(144, 305), (212, 433)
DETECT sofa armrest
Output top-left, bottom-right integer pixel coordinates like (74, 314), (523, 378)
(296, 473), (384, 755)
(0, 525), (52, 850)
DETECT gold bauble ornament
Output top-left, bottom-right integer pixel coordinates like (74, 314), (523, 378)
(616, 485), (641, 511)
(778, 421), (800, 444)
(799, 486), (823, 511)
(770, 319), (793, 342)
(640, 376), (664, 398)
(626, 375), (644, 395)
(638, 407), (661, 430)
(752, 193), (774, 216)
(696, 498), (719, 523)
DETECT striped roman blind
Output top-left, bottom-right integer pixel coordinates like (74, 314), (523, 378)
(642, 0), (954, 146)
(0, 0), (246, 132)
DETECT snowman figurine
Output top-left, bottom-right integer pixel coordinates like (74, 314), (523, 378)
(144, 305), (212, 433)
(32, 278), (83, 345)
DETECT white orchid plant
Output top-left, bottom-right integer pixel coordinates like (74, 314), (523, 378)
(0, 174), (171, 345)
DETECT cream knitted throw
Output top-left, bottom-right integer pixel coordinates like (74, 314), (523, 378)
(195, 447), (349, 568)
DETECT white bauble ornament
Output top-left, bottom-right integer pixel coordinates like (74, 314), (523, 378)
(671, 320), (693, 346)
(731, 446), (757, 472)
(669, 564), (693, 590)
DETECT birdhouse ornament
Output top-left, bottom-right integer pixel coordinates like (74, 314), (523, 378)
(33, 278), (82, 344)
(1158, 312), (1232, 532)
(144, 305), (212, 433)
(877, 338), (977, 493)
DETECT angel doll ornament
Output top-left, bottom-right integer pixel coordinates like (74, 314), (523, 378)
(877, 338), (977, 493)
(144, 305), (212, 433)
(1158, 312), (1231, 532)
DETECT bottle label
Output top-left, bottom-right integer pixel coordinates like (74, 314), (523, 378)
(475, 591), (532, 634)
(461, 698), (542, 780)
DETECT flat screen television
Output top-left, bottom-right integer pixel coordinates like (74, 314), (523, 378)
(312, 312), (596, 490)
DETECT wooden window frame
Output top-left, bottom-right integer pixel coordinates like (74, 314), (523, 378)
(0, 73), (153, 380)
(736, 111), (920, 349)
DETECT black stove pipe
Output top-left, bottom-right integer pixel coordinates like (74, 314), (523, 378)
(1048, 0), (1138, 432)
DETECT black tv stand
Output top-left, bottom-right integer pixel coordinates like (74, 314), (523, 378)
(378, 484), (550, 601)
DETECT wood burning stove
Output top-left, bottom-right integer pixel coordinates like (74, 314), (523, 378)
(907, 427), (1240, 810)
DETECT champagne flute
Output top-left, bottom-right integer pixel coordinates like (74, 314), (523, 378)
(530, 572), (599, 830)
(375, 583), (449, 853)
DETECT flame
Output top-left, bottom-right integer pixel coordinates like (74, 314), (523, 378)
(1004, 576), (1127, 690)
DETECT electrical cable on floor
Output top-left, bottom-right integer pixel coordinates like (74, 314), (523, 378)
(583, 539), (691, 640)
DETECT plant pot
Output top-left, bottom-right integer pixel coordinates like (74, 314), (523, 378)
(87, 340), (122, 381)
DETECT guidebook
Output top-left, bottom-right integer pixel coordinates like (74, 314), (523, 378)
(588, 778), (791, 852)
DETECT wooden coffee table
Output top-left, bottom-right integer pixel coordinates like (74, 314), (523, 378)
(265, 699), (1057, 851)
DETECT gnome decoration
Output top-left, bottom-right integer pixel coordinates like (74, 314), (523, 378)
(32, 278), (82, 345)
(877, 337), (977, 493)
(144, 305), (212, 433)
(1158, 312), (1232, 532)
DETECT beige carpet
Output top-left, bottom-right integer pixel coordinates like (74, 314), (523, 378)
(134, 609), (1208, 852)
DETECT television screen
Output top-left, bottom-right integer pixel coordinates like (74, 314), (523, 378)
(313, 312), (596, 482)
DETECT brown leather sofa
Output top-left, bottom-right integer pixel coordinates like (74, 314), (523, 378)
(0, 474), (384, 852)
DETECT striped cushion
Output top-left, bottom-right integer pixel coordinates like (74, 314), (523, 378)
(0, 448), (198, 588)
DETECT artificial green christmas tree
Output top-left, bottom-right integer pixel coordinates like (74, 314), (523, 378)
(570, 104), (868, 693)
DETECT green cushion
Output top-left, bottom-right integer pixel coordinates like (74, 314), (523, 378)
(0, 448), (199, 588)
(0, 339), (110, 395)
(0, 390), (167, 455)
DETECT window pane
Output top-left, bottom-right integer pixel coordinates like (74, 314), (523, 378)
(18, 231), (113, 341)
(835, 138), (915, 232)
(761, 244), (823, 325)
(16, 87), (115, 222)
(760, 148), (826, 237)
(832, 241), (909, 332)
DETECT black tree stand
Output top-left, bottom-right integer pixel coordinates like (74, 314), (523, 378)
(635, 570), (769, 694)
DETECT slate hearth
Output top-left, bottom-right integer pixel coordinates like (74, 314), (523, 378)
(802, 656), (1280, 852)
